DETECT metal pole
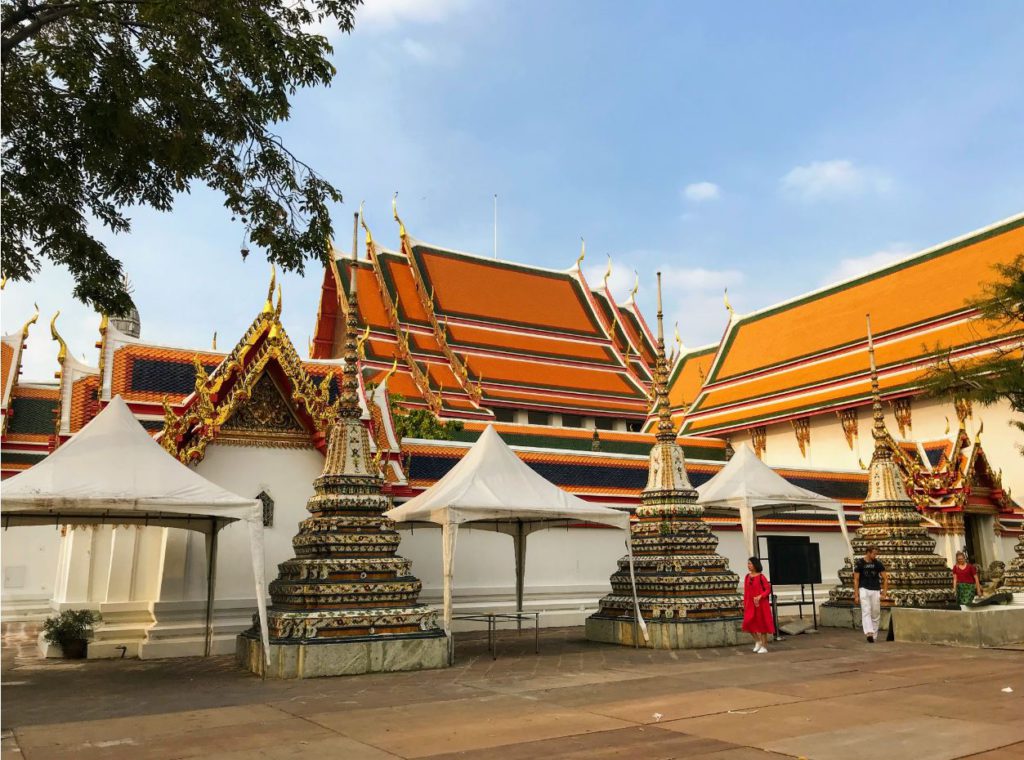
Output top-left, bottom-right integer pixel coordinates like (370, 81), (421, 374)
(205, 519), (219, 657)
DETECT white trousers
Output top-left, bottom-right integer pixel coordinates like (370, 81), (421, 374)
(859, 588), (881, 636)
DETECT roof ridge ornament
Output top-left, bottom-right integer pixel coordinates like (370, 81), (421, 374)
(50, 311), (67, 372)
(723, 288), (735, 319)
(359, 201), (375, 252)
(602, 254), (612, 290)
(20, 303), (39, 339)
(575, 237), (585, 270)
(629, 270), (639, 303)
(392, 192), (407, 241)
(262, 265), (277, 314)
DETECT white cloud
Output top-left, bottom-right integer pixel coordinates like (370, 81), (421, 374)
(683, 181), (720, 202)
(780, 159), (891, 202)
(358, 0), (475, 30)
(401, 39), (435, 63)
(661, 266), (742, 291)
(825, 243), (915, 284)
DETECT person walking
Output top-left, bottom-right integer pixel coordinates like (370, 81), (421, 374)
(742, 557), (774, 654)
(952, 551), (982, 607)
(852, 545), (888, 643)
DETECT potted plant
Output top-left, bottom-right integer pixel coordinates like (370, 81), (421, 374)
(42, 609), (101, 659)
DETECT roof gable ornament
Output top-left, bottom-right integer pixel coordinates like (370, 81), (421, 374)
(575, 237), (585, 270)
(160, 269), (339, 463)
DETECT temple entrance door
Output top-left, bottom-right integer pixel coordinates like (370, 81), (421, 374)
(963, 514), (985, 566)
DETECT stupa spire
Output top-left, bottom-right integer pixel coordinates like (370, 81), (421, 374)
(821, 316), (954, 619)
(653, 272), (675, 443)
(241, 217), (448, 675)
(587, 270), (743, 649)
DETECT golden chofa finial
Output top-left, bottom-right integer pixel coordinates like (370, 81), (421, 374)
(262, 264), (277, 314)
(50, 311), (67, 376)
(392, 191), (407, 239)
(211, 331), (217, 351)
(1, 275), (8, 290)
(724, 288), (735, 318)
(629, 271), (639, 302)
(21, 303), (39, 339)
(359, 201), (375, 251)
(576, 237), (585, 270)
(602, 255), (612, 289)
(355, 324), (371, 359)
(975, 418), (984, 443)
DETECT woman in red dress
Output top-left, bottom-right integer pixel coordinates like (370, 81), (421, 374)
(742, 556), (774, 654)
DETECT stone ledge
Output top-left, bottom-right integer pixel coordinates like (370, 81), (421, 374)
(891, 606), (1024, 648)
(585, 616), (741, 649)
(237, 633), (450, 679)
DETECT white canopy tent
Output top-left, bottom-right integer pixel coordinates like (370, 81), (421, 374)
(696, 443), (853, 560)
(385, 425), (644, 641)
(0, 396), (269, 661)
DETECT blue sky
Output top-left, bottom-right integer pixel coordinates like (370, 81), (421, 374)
(4, 0), (1024, 380)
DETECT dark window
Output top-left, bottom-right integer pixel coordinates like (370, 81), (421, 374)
(492, 408), (515, 423)
(527, 411), (550, 426)
(626, 421), (642, 432)
(561, 414), (583, 428)
(594, 417), (614, 431)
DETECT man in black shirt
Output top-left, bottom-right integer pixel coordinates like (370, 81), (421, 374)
(852, 545), (889, 643)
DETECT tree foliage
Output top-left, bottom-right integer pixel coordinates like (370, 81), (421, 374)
(387, 393), (465, 442)
(1, 0), (360, 315)
(921, 254), (1024, 445)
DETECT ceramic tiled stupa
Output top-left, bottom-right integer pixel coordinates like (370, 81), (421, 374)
(821, 317), (954, 628)
(586, 274), (743, 648)
(238, 229), (448, 678)
(1001, 535), (1024, 594)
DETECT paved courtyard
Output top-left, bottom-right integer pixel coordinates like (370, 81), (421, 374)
(2, 623), (1023, 759)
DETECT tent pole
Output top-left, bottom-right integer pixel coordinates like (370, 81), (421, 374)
(514, 521), (526, 632)
(205, 520), (219, 657)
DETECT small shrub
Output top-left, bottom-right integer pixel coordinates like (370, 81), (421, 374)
(42, 609), (101, 650)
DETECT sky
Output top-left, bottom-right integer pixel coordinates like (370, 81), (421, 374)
(4, 0), (1024, 381)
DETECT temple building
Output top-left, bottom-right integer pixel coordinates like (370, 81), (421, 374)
(1, 211), (1021, 657)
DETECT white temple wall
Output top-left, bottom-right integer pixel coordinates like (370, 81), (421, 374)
(758, 397), (1023, 496)
(1, 525), (62, 618)
(191, 443), (324, 600)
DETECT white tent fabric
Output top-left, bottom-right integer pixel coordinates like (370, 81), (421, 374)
(0, 395), (269, 661)
(385, 425), (641, 643)
(696, 443), (853, 559)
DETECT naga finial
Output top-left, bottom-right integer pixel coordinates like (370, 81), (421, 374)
(50, 311), (67, 367)
(576, 237), (585, 270)
(20, 303), (39, 339)
(262, 265), (277, 314)
(392, 192), (407, 240)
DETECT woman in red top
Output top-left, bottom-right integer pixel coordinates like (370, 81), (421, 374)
(952, 551), (982, 606)
(742, 556), (774, 654)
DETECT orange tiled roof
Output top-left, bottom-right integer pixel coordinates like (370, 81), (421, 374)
(322, 231), (656, 420)
(680, 214), (1024, 435)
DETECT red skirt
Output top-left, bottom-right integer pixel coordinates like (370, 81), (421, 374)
(743, 598), (775, 634)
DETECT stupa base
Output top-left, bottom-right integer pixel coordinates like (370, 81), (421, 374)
(585, 615), (741, 649)
(819, 603), (893, 631)
(237, 631), (449, 679)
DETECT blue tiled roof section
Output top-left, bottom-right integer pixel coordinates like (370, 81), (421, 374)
(7, 396), (57, 435)
(129, 359), (219, 394)
(783, 475), (866, 501)
(924, 445), (947, 468)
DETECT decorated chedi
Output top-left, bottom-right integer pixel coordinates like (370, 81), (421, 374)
(586, 273), (743, 648)
(238, 218), (448, 678)
(1001, 535), (1024, 595)
(821, 316), (954, 627)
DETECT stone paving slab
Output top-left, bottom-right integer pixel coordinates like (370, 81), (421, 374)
(764, 715), (1024, 760)
(308, 693), (633, 758)
(5, 625), (1024, 759)
(425, 726), (740, 759)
